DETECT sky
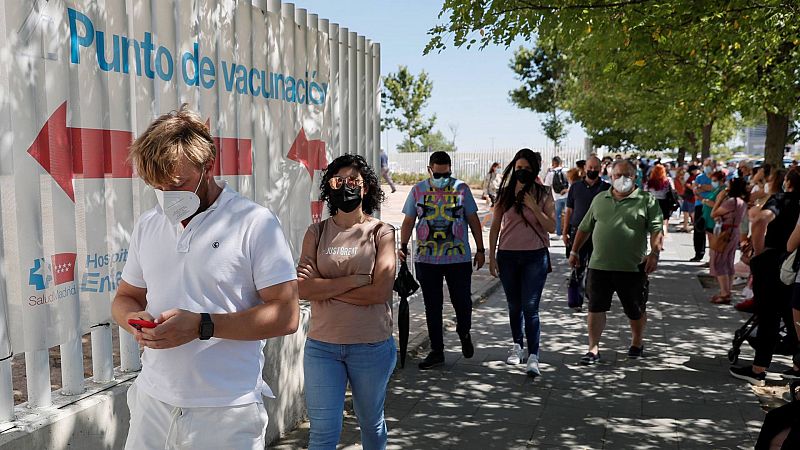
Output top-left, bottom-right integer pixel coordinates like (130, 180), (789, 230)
(292, 0), (588, 154)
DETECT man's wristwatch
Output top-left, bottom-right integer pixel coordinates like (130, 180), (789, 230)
(475, 248), (485, 254)
(570, 251), (578, 257)
(199, 313), (214, 340)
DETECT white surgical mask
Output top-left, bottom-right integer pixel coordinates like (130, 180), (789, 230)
(711, 181), (720, 189)
(613, 176), (634, 195)
(154, 175), (204, 225)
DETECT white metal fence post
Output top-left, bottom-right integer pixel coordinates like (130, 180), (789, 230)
(348, 31), (358, 155)
(24, 349), (51, 408)
(339, 27), (350, 155)
(0, 359), (12, 422)
(119, 328), (141, 372)
(90, 325), (114, 383)
(59, 335), (84, 395)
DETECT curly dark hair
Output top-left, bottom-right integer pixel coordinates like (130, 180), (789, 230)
(319, 153), (385, 216)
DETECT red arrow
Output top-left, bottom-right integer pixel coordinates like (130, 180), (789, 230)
(28, 103), (253, 202)
(287, 128), (327, 178)
(27, 102), (134, 201)
(205, 119), (252, 177)
(287, 128), (328, 223)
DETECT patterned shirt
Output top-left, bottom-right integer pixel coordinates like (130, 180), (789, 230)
(402, 179), (478, 265)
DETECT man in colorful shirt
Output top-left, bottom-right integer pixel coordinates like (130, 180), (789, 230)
(399, 151), (486, 370)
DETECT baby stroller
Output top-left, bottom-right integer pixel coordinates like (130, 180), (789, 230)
(728, 313), (789, 364)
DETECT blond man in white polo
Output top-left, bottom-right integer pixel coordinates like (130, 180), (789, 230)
(112, 105), (299, 449)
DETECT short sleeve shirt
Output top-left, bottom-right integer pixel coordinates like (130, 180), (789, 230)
(566, 179), (611, 227)
(763, 192), (800, 250)
(578, 189), (663, 272)
(402, 179), (478, 264)
(544, 168), (567, 201)
(694, 173), (713, 206)
(121, 184), (297, 408)
(305, 218), (395, 344)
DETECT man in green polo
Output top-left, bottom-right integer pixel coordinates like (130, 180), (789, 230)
(568, 159), (663, 365)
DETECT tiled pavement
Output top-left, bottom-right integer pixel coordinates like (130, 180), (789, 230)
(272, 186), (795, 449)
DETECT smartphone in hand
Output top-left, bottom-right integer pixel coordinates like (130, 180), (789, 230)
(128, 318), (157, 331)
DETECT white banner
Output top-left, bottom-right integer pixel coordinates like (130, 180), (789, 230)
(0, 0), (376, 353)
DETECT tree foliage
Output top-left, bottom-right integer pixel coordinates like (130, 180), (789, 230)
(509, 45), (570, 148)
(398, 130), (456, 153)
(427, 1), (800, 165)
(381, 66), (436, 152)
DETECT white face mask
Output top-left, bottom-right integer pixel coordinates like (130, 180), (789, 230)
(154, 174), (204, 225)
(612, 176), (635, 195)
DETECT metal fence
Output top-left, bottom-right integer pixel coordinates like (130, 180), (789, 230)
(387, 148), (586, 182)
(0, 0), (380, 429)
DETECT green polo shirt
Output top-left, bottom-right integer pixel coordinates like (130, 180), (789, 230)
(578, 188), (663, 272)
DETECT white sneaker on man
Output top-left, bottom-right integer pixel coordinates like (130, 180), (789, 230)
(506, 343), (526, 365)
(526, 354), (541, 377)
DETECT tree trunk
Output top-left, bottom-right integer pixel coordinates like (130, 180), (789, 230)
(685, 131), (699, 162)
(764, 110), (790, 167)
(701, 122), (713, 160)
(677, 147), (687, 165)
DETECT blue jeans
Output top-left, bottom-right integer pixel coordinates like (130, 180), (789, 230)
(555, 198), (567, 236)
(496, 249), (549, 355)
(304, 338), (397, 450)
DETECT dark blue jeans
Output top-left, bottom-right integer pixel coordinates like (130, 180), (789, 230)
(415, 262), (473, 353)
(497, 249), (549, 356)
(304, 338), (397, 450)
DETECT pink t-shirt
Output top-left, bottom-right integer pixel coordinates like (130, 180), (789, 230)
(498, 190), (555, 251)
(305, 218), (395, 344)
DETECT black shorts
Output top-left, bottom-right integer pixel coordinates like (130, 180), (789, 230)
(586, 267), (649, 320)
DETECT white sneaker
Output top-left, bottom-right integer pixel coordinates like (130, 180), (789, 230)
(526, 354), (541, 377)
(506, 343), (526, 365)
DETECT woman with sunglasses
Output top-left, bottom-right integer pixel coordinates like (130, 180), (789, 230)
(296, 154), (397, 449)
(488, 148), (556, 377)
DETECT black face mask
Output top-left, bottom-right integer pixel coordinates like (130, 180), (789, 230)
(515, 169), (534, 185)
(330, 185), (363, 213)
(586, 170), (600, 180)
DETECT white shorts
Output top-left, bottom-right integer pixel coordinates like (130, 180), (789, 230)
(124, 382), (268, 450)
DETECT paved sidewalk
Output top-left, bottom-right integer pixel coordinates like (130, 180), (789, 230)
(273, 192), (795, 449)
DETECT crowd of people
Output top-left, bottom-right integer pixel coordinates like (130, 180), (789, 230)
(483, 153), (800, 391)
(109, 104), (798, 449)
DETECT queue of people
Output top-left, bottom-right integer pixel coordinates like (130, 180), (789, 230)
(110, 105), (797, 449)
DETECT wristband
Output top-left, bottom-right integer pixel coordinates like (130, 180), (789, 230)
(475, 248), (485, 253)
(570, 251), (578, 257)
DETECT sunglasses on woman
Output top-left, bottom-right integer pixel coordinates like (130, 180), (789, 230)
(328, 176), (364, 190)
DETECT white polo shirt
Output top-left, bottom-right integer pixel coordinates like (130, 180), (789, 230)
(121, 183), (297, 408)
